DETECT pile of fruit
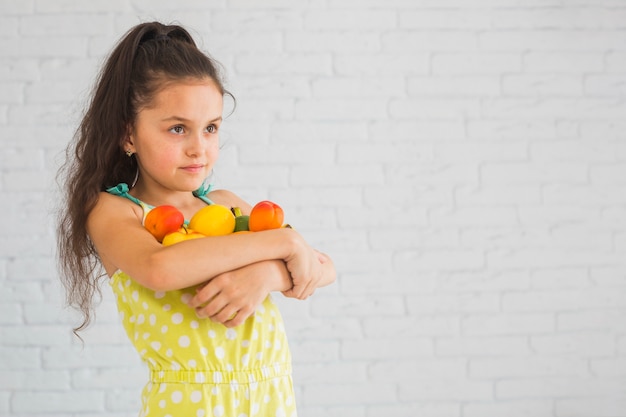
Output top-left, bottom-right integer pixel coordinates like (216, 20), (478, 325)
(144, 201), (287, 246)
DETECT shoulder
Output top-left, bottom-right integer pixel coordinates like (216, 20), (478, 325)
(88, 191), (143, 228)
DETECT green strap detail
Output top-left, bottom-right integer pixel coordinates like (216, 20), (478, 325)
(192, 180), (215, 205)
(106, 183), (147, 207)
(106, 182), (214, 208)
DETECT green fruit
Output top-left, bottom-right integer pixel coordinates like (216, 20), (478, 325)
(231, 207), (250, 232)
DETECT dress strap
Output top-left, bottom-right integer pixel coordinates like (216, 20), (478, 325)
(106, 183), (149, 207)
(106, 182), (215, 207)
(192, 180), (215, 205)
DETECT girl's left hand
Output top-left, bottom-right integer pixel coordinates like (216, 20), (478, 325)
(188, 261), (288, 328)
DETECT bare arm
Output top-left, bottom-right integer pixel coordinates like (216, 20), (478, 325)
(87, 192), (316, 292)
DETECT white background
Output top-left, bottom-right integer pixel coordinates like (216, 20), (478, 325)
(1, 1), (626, 416)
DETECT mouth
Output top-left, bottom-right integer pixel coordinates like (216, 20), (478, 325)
(181, 164), (205, 173)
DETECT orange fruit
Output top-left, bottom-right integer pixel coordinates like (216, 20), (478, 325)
(249, 201), (284, 232)
(144, 205), (185, 242)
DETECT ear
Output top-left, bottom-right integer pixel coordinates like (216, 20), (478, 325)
(122, 125), (136, 154)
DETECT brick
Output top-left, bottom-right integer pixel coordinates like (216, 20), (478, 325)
(436, 336), (531, 356)
(502, 74), (584, 96)
(212, 10), (302, 31)
(394, 249), (484, 271)
(363, 316), (460, 338)
(105, 388), (142, 411)
(383, 31), (478, 51)
(0, 303), (21, 324)
(313, 76), (405, 98)
(0, 37), (87, 58)
(433, 53), (521, 74)
(291, 164), (385, 186)
(369, 228), (456, 251)
(20, 14), (114, 36)
(480, 30), (625, 51)
(467, 120), (556, 140)
(294, 362), (367, 384)
(481, 162), (588, 184)
(335, 53), (430, 75)
(42, 345), (142, 369)
(481, 98), (626, 120)
(470, 356), (588, 379)
(305, 10), (396, 30)
(0, 347), (40, 370)
(524, 51), (605, 73)
(556, 398), (626, 417)
(0, 370), (70, 390)
(456, 185), (541, 205)
(386, 162), (479, 185)
(531, 139), (616, 162)
(235, 53), (333, 75)
(367, 404), (460, 417)
(1, 325), (71, 346)
(371, 358), (467, 383)
(239, 143), (335, 164)
(286, 31), (381, 53)
(464, 400), (553, 417)
(430, 206), (518, 226)
(531, 333), (615, 356)
(530, 268), (590, 289)
(311, 294), (405, 317)
(341, 338), (434, 359)
(72, 368), (146, 389)
(408, 293), (500, 314)
(230, 75), (311, 98)
(398, 379), (493, 401)
(504, 288), (626, 312)
(591, 163), (626, 184)
(496, 377), (622, 399)
(462, 313), (555, 336)
(271, 121), (367, 143)
(302, 382), (397, 406)
(341, 142), (433, 164)
(11, 390), (104, 413)
(390, 98), (481, 119)
(295, 98), (387, 121)
(409, 75), (501, 96)
(400, 10), (491, 29)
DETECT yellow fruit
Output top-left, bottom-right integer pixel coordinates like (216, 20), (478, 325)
(189, 204), (236, 237)
(162, 227), (205, 246)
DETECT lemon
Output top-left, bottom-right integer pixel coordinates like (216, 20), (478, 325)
(189, 204), (236, 236)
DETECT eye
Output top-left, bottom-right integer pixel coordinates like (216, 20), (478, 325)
(170, 125), (185, 134)
(206, 124), (217, 134)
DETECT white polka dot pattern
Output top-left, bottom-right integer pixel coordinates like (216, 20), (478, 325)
(111, 270), (296, 416)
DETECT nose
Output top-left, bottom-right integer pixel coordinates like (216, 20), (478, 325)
(185, 131), (204, 157)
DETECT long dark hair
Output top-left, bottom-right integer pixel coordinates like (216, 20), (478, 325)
(57, 22), (231, 334)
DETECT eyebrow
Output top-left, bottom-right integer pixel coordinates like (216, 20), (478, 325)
(162, 116), (223, 123)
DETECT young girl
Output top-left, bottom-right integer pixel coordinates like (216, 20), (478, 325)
(56, 21), (335, 417)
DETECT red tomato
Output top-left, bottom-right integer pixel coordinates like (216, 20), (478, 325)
(248, 201), (284, 232)
(144, 205), (185, 242)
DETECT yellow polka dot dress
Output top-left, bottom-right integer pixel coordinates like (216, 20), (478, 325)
(105, 183), (297, 416)
(110, 271), (296, 417)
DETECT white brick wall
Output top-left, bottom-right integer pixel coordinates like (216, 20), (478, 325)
(1, 1), (625, 416)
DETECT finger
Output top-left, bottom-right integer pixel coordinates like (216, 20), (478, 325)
(189, 282), (220, 308)
(224, 307), (252, 328)
(211, 304), (238, 324)
(196, 294), (226, 318)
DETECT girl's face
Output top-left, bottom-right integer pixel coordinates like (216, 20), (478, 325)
(126, 78), (223, 196)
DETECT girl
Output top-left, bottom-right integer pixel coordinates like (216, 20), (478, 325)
(56, 21), (335, 417)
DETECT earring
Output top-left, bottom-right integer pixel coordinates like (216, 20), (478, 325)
(126, 149), (133, 157)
